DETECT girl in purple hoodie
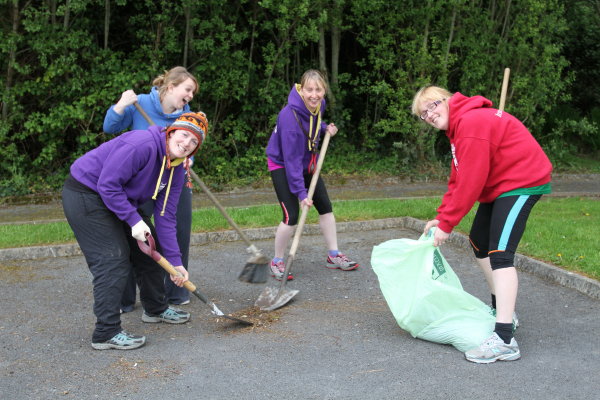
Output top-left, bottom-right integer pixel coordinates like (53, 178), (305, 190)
(266, 69), (359, 280)
(62, 113), (207, 350)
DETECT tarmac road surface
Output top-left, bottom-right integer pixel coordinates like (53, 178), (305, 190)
(1, 223), (599, 399)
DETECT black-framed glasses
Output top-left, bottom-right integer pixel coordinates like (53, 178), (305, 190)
(420, 99), (443, 120)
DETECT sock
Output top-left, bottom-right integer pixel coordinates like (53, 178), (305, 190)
(328, 250), (340, 258)
(491, 294), (497, 310)
(494, 322), (513, 344)
(272, 257), (283, 264)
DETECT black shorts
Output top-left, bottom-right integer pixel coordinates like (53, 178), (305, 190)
(469, 195), (541, 270)
(270, 168), (333, 226)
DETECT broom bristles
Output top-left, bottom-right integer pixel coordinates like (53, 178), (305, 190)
(238, 259), (269, 283)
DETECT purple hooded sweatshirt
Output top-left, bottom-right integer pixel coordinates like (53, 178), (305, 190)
(70, 125), (184, 266)
(266, 84), (328, 201)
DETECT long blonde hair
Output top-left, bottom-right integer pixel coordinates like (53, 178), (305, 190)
(153, 66), (199, 101)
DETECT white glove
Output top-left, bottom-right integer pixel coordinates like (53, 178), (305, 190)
(131, 220), (151, 241)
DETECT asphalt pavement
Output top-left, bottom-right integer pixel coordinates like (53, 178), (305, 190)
(1, 217), (599, 399)
(0, 174), (599, 399)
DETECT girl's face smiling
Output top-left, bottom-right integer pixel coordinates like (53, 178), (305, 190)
(165, 78), (196, 112)
(168, 129), (199, 159)
(300, 79), (325, 112)
(419, 98), (449, 131)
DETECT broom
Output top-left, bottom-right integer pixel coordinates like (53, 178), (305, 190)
(187, 170), (270, 283)
(133, 102), (270, 283)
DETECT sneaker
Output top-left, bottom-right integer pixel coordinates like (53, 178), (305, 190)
(142, 306), (190, 324)
(326, 253), (359, 271)
(490, 308), (520, 333)
(91, 330), (146, 350)
(270, 260), (294, 281)
(464, 332), (521, 364)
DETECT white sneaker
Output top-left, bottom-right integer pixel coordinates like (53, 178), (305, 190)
(465, 333), (521, 364)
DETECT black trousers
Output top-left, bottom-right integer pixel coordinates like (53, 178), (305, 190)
(62, 180), (168, 342)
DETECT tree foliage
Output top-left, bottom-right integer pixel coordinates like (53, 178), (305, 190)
(0, 0), (595, 196)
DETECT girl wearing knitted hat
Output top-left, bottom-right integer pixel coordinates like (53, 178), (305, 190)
(103, 66), (198, 309)
(266, 69), (359, 281)
(62, 113), (208, 350)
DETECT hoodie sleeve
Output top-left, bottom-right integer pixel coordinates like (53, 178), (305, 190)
(103, 104), (135, 134)
(436, 119), (493, 233)
(153, 167), (184, 267)
(436, 162), (456, 217)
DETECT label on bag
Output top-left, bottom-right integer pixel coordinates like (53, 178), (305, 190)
(432, 249), (447, 280)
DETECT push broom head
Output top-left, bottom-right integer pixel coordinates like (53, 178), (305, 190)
(238, 246), (270, 283)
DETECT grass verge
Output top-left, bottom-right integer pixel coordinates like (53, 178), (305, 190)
(1, 197), (598, 281)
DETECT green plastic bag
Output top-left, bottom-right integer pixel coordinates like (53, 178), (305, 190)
(371, 231), (495, 352)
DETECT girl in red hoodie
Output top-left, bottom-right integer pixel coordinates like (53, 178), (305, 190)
(412, 85), (552, 363)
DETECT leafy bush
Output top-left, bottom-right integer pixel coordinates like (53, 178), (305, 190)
(1, 0), (595, 197)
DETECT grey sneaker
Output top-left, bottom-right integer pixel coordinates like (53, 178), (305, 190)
(270, 260), (293, 281)
(91, 330), (146, 350)
(142, 306), (190, 324)
(490, 308), (520, 332)
(465, 332), (521, 363)
(326, 253), (359, 271)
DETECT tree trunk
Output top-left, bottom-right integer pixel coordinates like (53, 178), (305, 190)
(63, 0), (70, 29)
(104, 0), (110, 50)
(48, 0), (57, 27)
(3, 1), (20, 120)
(155, 23), (163, 52)
(420, 1), (431, 78)
(318, 26), (327, 74)
(443, 7), (457, 71)
(500, 0), (511, 40)
(183, 3), (191, 66)
(319, 25), (335, 103)
(331, 25), (340, 88)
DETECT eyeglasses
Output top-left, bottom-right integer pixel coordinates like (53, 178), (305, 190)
(420, 99), (443, 120)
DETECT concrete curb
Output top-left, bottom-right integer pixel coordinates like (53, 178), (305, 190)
(2, 217), (598, 300)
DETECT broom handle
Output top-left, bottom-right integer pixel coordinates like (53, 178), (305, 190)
(133, 102), (254, 248)
(287, 132), (332, 258)
(188, 169), (254, 248)
(499, 67), (510, 113)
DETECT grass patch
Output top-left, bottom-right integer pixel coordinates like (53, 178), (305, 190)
(1, 197), (598, 280)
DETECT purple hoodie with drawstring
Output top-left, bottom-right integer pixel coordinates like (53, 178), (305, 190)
(266, 84), (328, 201)
(70, 125), (184, 266)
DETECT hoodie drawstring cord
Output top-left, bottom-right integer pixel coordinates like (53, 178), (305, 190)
(160, 168), (175, 216)
(153, 156), (183, 216)
(292, 110), (321, 175)
(152, 156), (167, 200)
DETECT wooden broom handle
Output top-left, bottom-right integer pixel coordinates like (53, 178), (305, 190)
(499, 68), (510, 113)
(288, 132), (332, 257)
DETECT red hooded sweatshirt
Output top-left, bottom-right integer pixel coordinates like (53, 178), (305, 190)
(436, 93), (552, 233)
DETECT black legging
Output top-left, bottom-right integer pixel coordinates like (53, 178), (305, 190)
(270, 168), (333, 226)
(469, 194), (541, 269)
